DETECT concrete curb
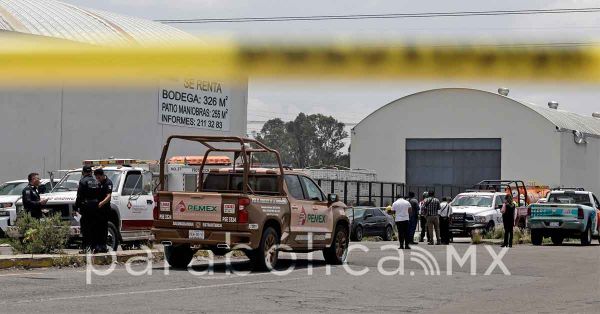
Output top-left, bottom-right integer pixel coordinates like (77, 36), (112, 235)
(0, 250), (164, 270)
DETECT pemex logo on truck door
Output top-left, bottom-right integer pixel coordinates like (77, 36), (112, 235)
(172, 193), (222, 222)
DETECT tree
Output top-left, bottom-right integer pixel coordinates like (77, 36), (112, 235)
(255, 113), (349, 168)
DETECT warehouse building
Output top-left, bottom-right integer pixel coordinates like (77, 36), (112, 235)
(0, 0), (248, 181)
(351, 88), (600, 194)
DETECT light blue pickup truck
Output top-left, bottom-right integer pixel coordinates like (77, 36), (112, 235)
(529, 189), (600, 246)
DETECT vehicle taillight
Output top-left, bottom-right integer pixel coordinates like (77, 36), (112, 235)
(577, 208), (584, 219)
(238, 197), (250, 223)
(153, 195), (159, 220)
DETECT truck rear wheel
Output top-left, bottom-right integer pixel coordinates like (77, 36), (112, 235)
(249, 227), (280, 271)
(531, 230), (543, 246)
(580, 221), (592, 246)
(323, 224), (349, 265)
(165, 245), (194, 269)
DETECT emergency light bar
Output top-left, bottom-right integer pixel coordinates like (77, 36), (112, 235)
(82, 159), (158, 167)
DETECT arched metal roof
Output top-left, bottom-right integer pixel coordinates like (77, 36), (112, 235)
(0, 0), (197, 46)
(356, 88), (600, 137)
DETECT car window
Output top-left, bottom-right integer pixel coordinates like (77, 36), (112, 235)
(365, 208), (374, 217)
(0, 182), (28, 195)
(593, 195), (600, 208)
(122, 172), (143, 196)
(374, 208), (385, 217)
(284, 175), (304, 200)
(299, 176), (324, 201)
(494, 195), (505, 208)
(547, 193), (593, 206)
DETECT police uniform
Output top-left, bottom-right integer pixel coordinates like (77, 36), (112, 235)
(22, 184), (43, 219)
(96, 177), (113, 251)
(75, 169), (101, 251)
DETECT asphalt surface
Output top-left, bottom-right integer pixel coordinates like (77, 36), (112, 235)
(0, 240), (599, 313)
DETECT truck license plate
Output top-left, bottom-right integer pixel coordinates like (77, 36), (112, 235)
(189, 230), (205, 240)
(549, 222), (559, 227)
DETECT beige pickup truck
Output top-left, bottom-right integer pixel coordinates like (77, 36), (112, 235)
(152, 136), (350, 270)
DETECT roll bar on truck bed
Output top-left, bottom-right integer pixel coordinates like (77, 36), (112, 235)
(158, 136), (285, 195)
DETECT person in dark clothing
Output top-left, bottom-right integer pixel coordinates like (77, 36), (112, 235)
(419, 192), (428, 242)
(22, 173), (48, 219)
(75, 166), (101, 253)
(424, 191), (441, 245)
(407, 192), (420, 245)
(94, 168), (113, 253)
(438, 197), (452, 245)
(502, 193), (516, 248)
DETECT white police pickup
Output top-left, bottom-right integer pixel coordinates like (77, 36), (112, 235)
(449, 191), (506, 236)
(13, 160), (156, 250)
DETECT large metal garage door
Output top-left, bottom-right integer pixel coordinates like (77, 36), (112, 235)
(406, 139), (501, 187)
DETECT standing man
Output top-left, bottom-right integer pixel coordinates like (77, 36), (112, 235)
(22, 173), (48, 219)
(407, 192), (420, 245)
(94, 168), (112, 253)
(438, 197), (453, 245)
(424, 190), (442, 245)
(391, 195), (412, 250)
(75, 166), (101, 253)
(419, 192), (428, 242)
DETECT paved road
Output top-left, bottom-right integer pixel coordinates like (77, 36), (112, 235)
(0, 241), (599, 313)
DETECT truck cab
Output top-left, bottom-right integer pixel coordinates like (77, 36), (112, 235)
(153, 136), (350, 271)
(529, 188), (600, 245)
(12, 160), (156, 250)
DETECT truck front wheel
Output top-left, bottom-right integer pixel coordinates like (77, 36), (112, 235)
(107, 222), (120, 251)
(531, 230), (543, 246)
(165, 244), (194, 269)
(323, 224), (349, 265)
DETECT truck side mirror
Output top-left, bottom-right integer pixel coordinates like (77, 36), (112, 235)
(328, 193), (339, 204)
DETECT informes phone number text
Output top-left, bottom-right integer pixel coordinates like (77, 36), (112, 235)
(158, 84), (232, 131)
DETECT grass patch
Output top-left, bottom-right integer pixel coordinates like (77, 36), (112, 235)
(471, 230), (483, 244)
(513, 228), (531, 245)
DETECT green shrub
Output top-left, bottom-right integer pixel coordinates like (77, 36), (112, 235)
(11, 213), (70, 254)
(513, 228), (531, 245)
(471, 230), (482, 244)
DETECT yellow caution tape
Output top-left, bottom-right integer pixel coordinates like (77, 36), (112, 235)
(1, 37), (600, 85)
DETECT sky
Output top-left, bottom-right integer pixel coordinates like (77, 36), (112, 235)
(64, 0), (600, 125)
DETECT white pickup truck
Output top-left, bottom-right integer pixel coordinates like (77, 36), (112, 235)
(0, 179), (58, 236)
(13, 160), (156, 250)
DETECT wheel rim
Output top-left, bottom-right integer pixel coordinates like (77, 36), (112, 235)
(587, 228), (592, 243)
(386, 227), (392, 240)
(264, 233), (278, 267)
(335, 229), (348, 261)
(107, 230), (115, 251)
(356, 227), (363, 240)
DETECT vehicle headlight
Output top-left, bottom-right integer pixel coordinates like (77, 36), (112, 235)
(475, 216), (488, 223)
(0, 202), (13, 209)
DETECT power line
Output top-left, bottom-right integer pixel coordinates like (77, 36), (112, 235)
(156, 7), (600, 24)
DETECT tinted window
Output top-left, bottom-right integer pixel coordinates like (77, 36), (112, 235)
(594, 195), (600, 208)
(122, 172), (143, 195)
(203, 174), (228, 191)
(255, 176), (278, 194)
(548, 193), (593, 206)
(284, 175), (304, 199)
(300, 176), (324, 201)
(374, 208), (385, 217)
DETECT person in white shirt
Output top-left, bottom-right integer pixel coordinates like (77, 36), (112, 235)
(438, 197), (453, 245)
(391, 195), (412, 250)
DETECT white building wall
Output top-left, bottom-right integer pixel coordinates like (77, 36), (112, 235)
(560, 133), (600, 195)
(351, 88), (562, 186)
(0, 81), (248, 181)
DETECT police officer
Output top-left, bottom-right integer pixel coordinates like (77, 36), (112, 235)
(75, 166), (101, 253)
(94, 168), (112, 253)
(22, 172), (48, 219)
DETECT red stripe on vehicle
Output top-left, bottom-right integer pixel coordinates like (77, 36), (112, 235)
(122, 220), (153, 229)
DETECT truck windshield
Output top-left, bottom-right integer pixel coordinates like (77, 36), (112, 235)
(52, 170), (121, 192)
(0, 182), (28, 195)
(451, 195), (493, 207)
(547, 193), (592, 206)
